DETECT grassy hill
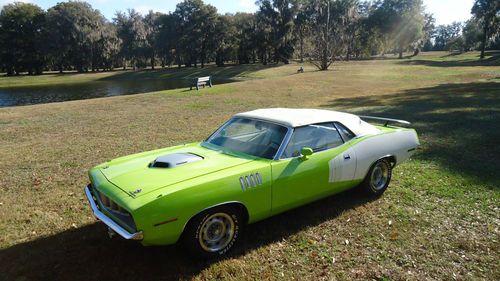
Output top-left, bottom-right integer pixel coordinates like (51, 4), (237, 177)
(0, 51), (498, 280)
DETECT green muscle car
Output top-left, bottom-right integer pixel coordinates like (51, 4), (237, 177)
(85, 108), (419, 257)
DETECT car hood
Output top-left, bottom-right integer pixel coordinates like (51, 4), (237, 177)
(99, 143), (254, 198)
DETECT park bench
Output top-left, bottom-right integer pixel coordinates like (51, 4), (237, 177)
(191, 76), (212, 90)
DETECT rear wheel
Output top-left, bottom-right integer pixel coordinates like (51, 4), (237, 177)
(184, 206), (242, 258)
(360, 159), (392, 196)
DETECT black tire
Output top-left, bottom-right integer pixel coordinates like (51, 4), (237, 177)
(360, 159), (392, 196)
(183, 206), (243, 258)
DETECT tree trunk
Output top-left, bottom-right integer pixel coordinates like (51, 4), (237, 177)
(216, 50), (224, 67)
(77, 64), (84, 73)
(480, 24), (488, 59)
(320, 0), (331, 71)
(300, 35), (304, 63)
(398, 49), (403, 59)
(91, 49), (94, 72)
(151, 53), (155, 70)
(321, 49), (328, 71)
(6, 66), (14, 76)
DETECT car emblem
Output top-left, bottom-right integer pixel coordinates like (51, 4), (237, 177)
(131, 188), (142, 195)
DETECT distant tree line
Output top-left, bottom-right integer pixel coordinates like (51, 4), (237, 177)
(422, 0), (500, 57)
(0, 0), (498, 75)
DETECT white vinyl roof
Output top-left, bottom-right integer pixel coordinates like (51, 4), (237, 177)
(234, 108), (380, 136)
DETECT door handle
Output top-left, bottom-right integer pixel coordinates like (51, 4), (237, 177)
(344, 154), (351, 160)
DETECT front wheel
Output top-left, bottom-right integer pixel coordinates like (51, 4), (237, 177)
(184, 206), (242, 258)
(360, 159), (392, 196)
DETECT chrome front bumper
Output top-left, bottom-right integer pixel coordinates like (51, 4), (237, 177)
(84, 185), (143, 240)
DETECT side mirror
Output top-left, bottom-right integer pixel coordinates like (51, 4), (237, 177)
(300, 147), (313, 160)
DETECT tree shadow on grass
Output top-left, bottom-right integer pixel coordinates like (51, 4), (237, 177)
(0, 188), (375, 281)
(97, 63), (283, 82)
(399, 51), (500, 67)
(321, 82), (500, 187)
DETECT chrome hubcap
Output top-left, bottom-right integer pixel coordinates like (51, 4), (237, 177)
(199, 213), (235, 252)
(371, 163), (389, 190)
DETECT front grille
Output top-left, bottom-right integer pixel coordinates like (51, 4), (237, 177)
(97, 191), (129, 215)
(93, 188), (137, 231)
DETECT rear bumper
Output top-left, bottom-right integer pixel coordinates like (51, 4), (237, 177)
(84, 185), (143, 240)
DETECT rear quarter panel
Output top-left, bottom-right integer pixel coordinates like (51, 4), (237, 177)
(352, 127), (419, 180)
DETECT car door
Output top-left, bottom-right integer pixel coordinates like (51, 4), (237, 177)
(328, 122), (358, 182)
(270, 122), (356, 214)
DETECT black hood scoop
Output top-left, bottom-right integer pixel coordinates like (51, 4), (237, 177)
(149, 153), (203, 168)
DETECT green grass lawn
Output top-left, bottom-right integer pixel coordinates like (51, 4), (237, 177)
(0, 51), (498, 280)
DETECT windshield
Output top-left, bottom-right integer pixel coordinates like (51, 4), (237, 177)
(205, 118), (288, 159)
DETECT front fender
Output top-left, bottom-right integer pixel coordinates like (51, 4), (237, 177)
(132, 160), (272, 246)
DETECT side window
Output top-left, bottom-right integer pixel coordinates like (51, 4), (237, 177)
(281, 123), (344, 158)
(335, 122), (356, 142)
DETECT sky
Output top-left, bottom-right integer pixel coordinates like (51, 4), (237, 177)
(0, 0), (475, 26)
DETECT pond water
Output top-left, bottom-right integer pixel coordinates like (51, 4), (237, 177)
(0, 78), (232, 107)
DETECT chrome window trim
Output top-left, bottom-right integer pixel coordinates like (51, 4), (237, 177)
(273, 126), (294, 160)
(204, 118), (233, 142)
(333, 121), (356, 143)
